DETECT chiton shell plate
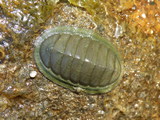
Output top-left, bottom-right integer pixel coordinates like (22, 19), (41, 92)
(34, 26), (123, 94)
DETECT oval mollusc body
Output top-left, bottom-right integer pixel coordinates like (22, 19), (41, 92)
(34, 26), (123, 94)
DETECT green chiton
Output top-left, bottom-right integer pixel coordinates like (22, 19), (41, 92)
(34, 26), (123, 94)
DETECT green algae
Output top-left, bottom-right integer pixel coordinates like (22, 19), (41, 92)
(68, 0), (105, 23)
(0, 0), (58, 34)
(0, 0), (59, 63)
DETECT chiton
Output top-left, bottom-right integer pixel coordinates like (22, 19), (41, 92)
(34, 26), (123, 94)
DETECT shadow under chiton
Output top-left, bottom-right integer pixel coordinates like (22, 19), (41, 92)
(34, 26), (123, 94)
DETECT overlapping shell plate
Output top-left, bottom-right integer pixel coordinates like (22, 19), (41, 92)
(34, 26), (123, 94)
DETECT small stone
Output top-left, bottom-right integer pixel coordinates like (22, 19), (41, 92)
(30, 71), (37, 78)
(141, 13), (146, 18)
(98, 110), (105, 114)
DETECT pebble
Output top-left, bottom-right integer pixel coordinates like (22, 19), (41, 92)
(30, 71), (37, 78)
